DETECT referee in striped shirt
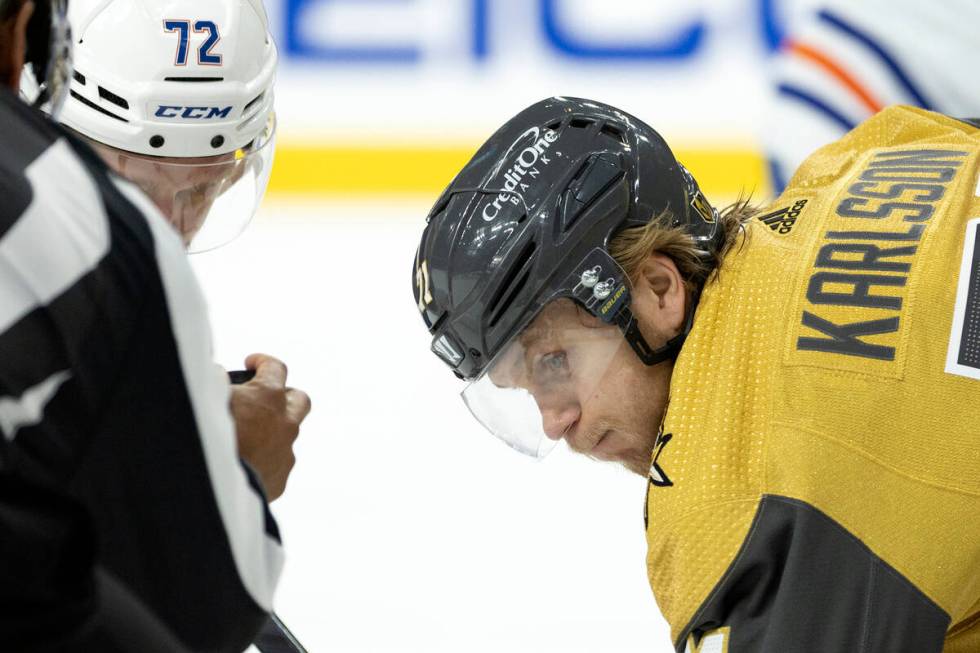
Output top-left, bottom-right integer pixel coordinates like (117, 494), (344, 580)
(0, 2), (307, 650)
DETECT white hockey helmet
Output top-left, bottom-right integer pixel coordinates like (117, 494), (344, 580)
(59, 0), (278, 252)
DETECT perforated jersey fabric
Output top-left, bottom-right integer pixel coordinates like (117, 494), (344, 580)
(645, 106), (980, 652)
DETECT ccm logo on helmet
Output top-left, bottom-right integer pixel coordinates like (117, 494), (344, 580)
(482, 127), (560, 222)
(155, 105), (233, 120)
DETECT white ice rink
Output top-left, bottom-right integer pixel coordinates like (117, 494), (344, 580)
(191, 199), (677, 653)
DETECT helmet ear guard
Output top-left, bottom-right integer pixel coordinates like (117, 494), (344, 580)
(564, 248), (691, 368)
(580, 252), (662, 364)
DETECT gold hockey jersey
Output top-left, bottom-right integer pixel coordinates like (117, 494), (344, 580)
(645, 107), (980, 653)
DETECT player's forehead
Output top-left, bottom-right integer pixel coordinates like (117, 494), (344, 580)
(518, 299), (589, 347)
(122, 149), (236, 167)
(106, 148), (237, 184)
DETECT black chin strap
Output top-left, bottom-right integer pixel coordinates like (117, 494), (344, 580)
(611, 291), (702, 367)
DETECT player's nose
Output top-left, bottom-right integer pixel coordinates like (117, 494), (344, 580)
(541, 404), (580, 441)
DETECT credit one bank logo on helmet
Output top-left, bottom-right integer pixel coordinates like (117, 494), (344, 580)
(482, 126), (560, 222)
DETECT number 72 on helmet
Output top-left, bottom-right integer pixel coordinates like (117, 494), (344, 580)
(163, 19), (223, 66)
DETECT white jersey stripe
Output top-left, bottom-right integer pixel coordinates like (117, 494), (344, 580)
(0, 370), (72, 441)
(0, 139), (109, 334)
(111, 177), (283, 611)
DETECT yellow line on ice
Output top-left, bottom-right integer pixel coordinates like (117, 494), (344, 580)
(267, 144), (770, 201)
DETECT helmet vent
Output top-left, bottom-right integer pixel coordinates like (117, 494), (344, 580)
(70, 90), (128, 123)
(546, 120), (562, 131)
(487, 240), (537, 328)
(569, 118), (594, 130)
(98, 86), (129, 110)
(73, 70), (86, 86)
(600, 123), (626, 145)
(164, 77), (225, 82)
(243, 91), (266, 116)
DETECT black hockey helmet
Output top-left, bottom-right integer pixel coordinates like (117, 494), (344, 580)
(413, 97), (722, 458)
(414, 97), (721, 383)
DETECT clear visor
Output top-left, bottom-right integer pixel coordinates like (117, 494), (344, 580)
(91, 113), (277, 253)
(462, 296), (630, 459)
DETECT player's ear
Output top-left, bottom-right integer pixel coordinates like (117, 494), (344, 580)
(629, 252), (687, 343)
(0, 0), (34, 92)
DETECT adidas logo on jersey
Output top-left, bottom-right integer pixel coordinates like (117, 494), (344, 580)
(757, 199), (808, 235)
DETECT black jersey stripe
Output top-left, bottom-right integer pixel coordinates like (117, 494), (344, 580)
(0, 140), (111, 336)
(675, 495), (949, 653)
(0, 243), (148, 403)
(5, 375), (90, 483)
(954, 223), (980, 371)
(0, 88), (58, 170)
(241, 459), (282, 541)
(0, 307), (69, 399)
(0, 170), (34, 240)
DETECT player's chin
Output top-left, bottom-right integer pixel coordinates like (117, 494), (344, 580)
(586, 439), (648, 476)
(604, 445), (654, 477)
(620, 453), (651, 477)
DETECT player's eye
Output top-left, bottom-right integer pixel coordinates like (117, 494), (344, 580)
(533, 351), (569, 387)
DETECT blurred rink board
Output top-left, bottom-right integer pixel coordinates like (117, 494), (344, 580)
(262, 0), (791, 201)
(268, 141), (769, 202)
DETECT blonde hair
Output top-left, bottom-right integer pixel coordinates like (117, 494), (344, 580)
(608, 198), (758, 291)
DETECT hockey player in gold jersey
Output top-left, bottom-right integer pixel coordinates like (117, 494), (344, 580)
(412, 98), (980, 652)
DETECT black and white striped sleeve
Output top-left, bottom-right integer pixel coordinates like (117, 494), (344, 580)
(0, 92), (282, 652)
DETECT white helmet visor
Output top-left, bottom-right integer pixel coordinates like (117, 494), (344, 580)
(460, 252), (635, 459)
(91, 113), (276, 253)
